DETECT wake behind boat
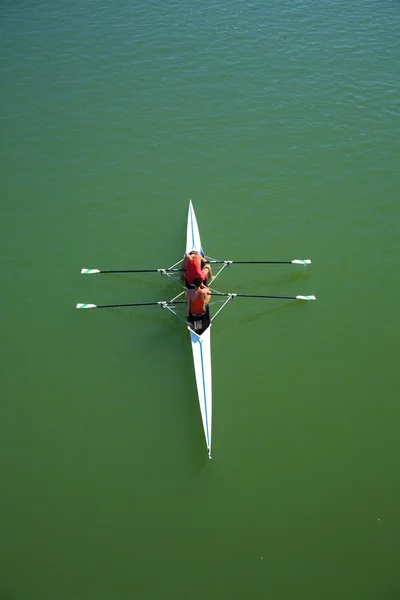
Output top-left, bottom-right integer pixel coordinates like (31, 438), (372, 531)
(77, 201), (316, 458)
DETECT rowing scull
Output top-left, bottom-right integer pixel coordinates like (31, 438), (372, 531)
(77, 201), (315, 458)
(161, 201), (233, 458)
(185, 201), (213, 458)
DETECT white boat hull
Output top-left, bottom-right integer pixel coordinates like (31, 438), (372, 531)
(186, 200), (212, 457)
(186, 200), (203, 256)
(189, 326), (212, 457)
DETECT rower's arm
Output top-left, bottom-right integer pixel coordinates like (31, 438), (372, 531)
(180, 256), (188, 283)
(186, 287), (192, 317)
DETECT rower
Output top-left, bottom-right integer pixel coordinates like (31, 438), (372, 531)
(186, 277), (211, 318)
(181, 250), (212, 288)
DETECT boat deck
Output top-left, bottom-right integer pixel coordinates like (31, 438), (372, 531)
(187, 307), (211, 335)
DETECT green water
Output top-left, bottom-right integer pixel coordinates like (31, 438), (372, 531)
(2, 1), (399, 598)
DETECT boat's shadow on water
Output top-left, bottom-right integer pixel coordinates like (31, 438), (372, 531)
(97, 289), (310, 473)
(141, 315), (213, 474)
(236, 301), (299, 324)
(95, 308), (205, 469)
(275, 271), (313, 285)
(170, 329), (213, 475)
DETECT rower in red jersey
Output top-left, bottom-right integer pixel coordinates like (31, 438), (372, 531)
(181, 250), (212, 288)
(186, 277), (211, 318)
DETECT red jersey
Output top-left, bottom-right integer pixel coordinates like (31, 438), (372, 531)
(188, 288), (209, 315)
(185, 254), (204, 284)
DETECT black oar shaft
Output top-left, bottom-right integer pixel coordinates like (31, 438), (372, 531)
(95, 301), (186, 308)
(96, 302), (160, 307)
(209, 260), (292, 264)
(211, 293), (297, 300)
(100, 269), (181, 273)
(237, 294), (296, 299)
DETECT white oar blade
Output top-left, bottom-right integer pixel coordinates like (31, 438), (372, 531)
(76, 303), (97, 309)
(81, 268), (100, 274)
(292, 259), (311, 265)
(296, 295), (316, 301)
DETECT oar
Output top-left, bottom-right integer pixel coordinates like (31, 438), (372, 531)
(211, 293), (316, 301)
(207, 259), (311, 265)
(76, 301), (186, 309)
(80, 260), (311, 274)
(80, 268), (182, 275)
